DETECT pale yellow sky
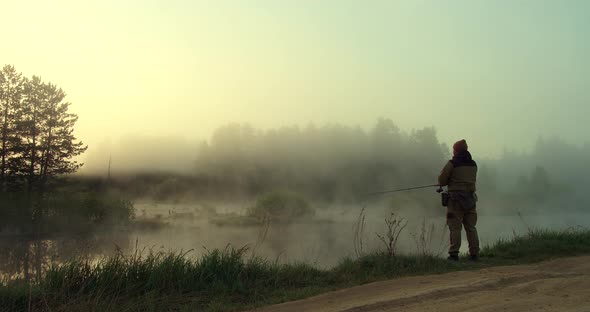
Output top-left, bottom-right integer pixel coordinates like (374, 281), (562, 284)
(2, 0), (589, 167)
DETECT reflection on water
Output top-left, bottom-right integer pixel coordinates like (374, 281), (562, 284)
(0, 233), (130, 284)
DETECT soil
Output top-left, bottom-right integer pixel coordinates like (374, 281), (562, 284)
(253, 256), (590, 312)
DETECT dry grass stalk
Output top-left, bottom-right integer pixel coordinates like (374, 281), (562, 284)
(375, 211), (407, 257)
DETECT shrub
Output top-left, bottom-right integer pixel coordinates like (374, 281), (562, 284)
(247, 190), (314, 222)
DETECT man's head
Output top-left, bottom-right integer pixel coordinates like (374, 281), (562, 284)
(453, 139), (468, 156)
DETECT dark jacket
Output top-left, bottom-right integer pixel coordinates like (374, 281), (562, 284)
(438, 151), (477, 192)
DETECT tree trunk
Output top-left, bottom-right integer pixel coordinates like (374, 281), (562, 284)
(40, 127), (52, 189)
(28, 115), (36, 193)
(1, 107), (8, 191)
(23, 243), (30, 282)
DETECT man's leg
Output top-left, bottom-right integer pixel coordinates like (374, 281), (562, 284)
(446, 205), (464, 259)
(463, 209), (480, 257)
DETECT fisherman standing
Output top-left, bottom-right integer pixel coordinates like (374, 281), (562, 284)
(438, 139), (479, 261)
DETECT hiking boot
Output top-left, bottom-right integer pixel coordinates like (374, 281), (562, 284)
(469, 255), (479, 262)
(447, 254), (459, 262)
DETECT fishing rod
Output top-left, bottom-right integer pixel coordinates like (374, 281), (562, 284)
(367, 184), (440, 196)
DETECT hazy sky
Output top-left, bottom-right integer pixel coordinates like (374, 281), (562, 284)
(2, 0), (589, 162)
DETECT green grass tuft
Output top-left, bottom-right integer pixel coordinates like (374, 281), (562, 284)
(480, 227), (590, 261)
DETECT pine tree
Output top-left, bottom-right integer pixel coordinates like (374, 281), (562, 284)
(0, 65), (25, 191)
(38, 81), (87, 188)
(19, 76), (44, 191)
(17, 75), (87, 192)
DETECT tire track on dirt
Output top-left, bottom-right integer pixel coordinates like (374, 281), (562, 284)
(340, 273), (574, 312)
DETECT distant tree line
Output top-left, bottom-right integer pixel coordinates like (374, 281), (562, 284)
(479, 137), (590, 213)
(0, 65), (86, 193)
(109, 121), (590, 215)
(193, 118), (450, 202)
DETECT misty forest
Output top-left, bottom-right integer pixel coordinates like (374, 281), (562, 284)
(2, 63), (589, 274)
(1, 63), (590, 311)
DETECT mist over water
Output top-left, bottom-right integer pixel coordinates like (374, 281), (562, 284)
(3, 120), (588, 278)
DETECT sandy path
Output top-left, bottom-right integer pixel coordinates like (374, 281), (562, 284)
(252, 256), (590, 312)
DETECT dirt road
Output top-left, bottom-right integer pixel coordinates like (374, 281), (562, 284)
(253, 256), (590, 312)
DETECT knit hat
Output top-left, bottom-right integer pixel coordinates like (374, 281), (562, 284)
(453, 139), (468, 153)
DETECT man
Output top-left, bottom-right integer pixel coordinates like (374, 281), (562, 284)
(438, 139), (479, 261)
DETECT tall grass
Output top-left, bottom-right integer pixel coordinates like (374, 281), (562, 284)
(480, 227), (590, 261)
(1, 228), (590, 312)
(0, 246), (328, 311)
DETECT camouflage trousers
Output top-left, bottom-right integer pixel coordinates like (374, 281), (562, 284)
(446, 191), (479, 256)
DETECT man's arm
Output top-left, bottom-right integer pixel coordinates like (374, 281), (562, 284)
(438, 161), (453, 186)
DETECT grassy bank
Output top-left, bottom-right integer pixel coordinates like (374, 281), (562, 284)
(1, 228), (590, 312)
